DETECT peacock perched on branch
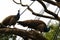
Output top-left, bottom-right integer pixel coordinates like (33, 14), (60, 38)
(1, 10), (20, 28)
(17, 20), (50, 33)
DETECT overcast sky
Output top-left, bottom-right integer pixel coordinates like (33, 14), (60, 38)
(0, 0), (60, 40)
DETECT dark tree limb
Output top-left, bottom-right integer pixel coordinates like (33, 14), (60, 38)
(37, 0), (60, 8)
(37, 0), (47, 10)
(44, 9), (58, 19)
(31, 0), (60, 8)
(0, 28), (47, 40)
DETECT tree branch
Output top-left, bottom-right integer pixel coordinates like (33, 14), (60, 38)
(13, 0), (20, 4)
(37, 0), (47, 10)
(27, 6), (57, 19)
(13, 0), (28, 7)
(28, 6), (60, 21)
(44, 9), (58, 19)
(39, 0), (60, 8)
(34, 0), (59, 19)
(31, 0), (60, 8)
(0, 28), (47, 40)
(20, 0), (28, 7)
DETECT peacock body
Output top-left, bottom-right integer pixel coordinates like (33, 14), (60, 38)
(17, 20), (50, 32)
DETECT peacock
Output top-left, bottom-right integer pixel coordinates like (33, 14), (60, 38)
(1, 10), (20, 28)
(17, 20), (50, 33)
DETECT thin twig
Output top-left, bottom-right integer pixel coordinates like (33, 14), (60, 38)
(13, 0), (20, 4)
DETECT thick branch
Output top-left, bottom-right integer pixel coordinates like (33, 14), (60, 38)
(0, 28), (47, 40)
(43, 0), (60, 8)
(31, 0), (60, 8)
(32, 12), (56, 19)
(45, 9), (58, 19)
(37, 0), (47, 10)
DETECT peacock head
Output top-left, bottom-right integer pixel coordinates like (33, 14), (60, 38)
(44, 26), (50, 32)
(16, 9), (20, 19)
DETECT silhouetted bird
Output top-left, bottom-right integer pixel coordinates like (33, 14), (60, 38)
(17, 20), (50, 33)
(2, 10), (20, 28)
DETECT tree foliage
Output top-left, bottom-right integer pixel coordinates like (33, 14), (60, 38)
(44, 23), (60, 40)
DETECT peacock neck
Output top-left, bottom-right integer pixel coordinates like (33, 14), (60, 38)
(18, 21), (27, 26)
(16, 13), (20, 20)
(16, 10), (20, 20)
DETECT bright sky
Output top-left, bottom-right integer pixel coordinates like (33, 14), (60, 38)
(0, 0), (60, 40)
